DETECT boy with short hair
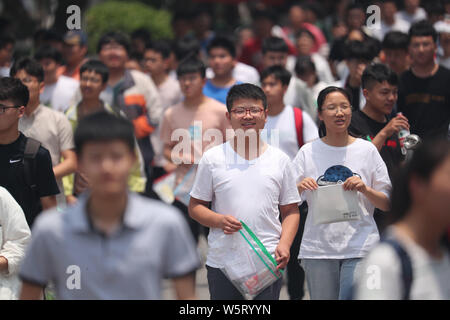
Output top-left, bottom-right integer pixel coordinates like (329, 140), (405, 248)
(10, 57), (77, 209)
(260, 65), (317, 301)
(60, 30), (88, 81)
(397, 20), (450, 140)
(64, 60), (147, 201)
(0, 77), (59, 227)
(19, 111), (200, 300)
(261, 36), (316, 121)
(0, 34), (14, 77)
(97, 31), (163, 190)
(381, 31), (410, 75)
(260, 65), (318, 160)
(351, 63), (408, 177)
(159, 57), (231, 242)
(333, 40), (377, 111)
(143, 39), (183, 110)
(203, 36), (242, 105)
(143, 40), (184, 176)
(34, 45), (79, 113)
(189, 83), (301, 300)
(350, 63), (408, 233)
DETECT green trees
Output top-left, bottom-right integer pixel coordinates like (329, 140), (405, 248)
(85, 1), (173, 53)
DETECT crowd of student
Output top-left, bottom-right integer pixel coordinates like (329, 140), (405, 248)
(0, 0), (449, 300)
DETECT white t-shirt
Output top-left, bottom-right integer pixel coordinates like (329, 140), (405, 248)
(438, 56), (450, 70)
(0, 66), (10, 77)
(207, 62), (260, 85)
(355, 227), (450, 299)
(284, 76), (317, 122)
(287, 53), (335, 85)
(395, 8), (427, 26)
(371, 19), (410, 41)
(261, 105), (319, 160)
(310, 80), (328, 102)
(292, 138), (392, 259)
(40, 75), (79, 113)
(190, 142), (301, 268)
(157, 76), (183, 111)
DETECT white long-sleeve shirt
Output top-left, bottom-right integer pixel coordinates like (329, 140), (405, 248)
(0, 187), (31, 300)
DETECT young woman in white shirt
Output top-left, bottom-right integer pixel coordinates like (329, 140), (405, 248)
(292, 86), (391, 300)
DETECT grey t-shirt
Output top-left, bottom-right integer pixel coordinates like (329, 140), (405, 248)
(19, 193), (200, 299)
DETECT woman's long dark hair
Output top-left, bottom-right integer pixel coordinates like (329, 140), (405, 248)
(316, 86), (353, 138)
(389, 139), (450, 225)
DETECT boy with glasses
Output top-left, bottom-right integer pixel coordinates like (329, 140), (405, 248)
(189, 83), (301, 300)
(0, 77), (59, 228)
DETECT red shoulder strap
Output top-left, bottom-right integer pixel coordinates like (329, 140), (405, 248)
(293, 107), (303, 148)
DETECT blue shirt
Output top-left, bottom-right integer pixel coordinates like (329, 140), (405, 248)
(203, 79), (242, 104)
(19, 192), (200, 299)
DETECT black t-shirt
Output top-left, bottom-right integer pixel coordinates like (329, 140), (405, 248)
(344, 81), (361, 112)
(349, 110), (404, 179)
(0, 133), (59, 227)
(397, 66), (450, 140)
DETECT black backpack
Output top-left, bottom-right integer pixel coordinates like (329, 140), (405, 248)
(22, 137), (41, 219)
(381, 238), (413, 300)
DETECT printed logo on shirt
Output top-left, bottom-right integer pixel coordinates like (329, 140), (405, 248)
(366, 136), (398, 148)
(405, 93), (445, 105)
(317, 165), (359, 185)
(9, 159), (21, 164)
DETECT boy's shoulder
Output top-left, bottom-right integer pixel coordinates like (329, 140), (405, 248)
(33, 193), (188, 236)
(31, 207), (63, 236)
(38, 104), (70, 123)
(202, 96), (228, 112)
(164, 101), (185, 116)
(57, 75), (79, 88)
(129, 69), (153, 84)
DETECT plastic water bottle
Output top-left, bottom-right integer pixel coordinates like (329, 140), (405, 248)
(397, 112), (409, 155)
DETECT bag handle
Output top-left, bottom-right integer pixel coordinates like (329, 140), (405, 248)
(239, 220), (283, 278)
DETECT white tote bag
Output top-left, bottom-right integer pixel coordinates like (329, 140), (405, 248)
(311, 184), (360, 225)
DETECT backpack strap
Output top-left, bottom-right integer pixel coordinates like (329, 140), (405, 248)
(381, 238), (413, 300)
(293, 107), (304, 148)
(23, 137), (41, 193)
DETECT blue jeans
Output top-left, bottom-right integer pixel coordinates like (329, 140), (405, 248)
(302, 258), (362, 300)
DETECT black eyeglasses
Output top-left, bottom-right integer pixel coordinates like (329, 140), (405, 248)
(0, 105), (21, 114)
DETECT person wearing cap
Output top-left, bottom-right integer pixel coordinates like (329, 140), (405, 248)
(60, 30), (88, 82)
